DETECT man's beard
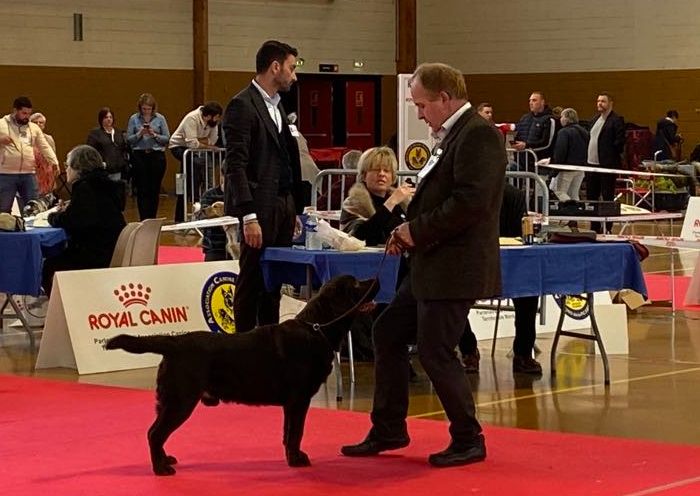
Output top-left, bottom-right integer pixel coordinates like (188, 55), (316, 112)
(15, 116), (29, 125)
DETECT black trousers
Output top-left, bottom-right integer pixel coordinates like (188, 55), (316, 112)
(171, 146), (205, 222)
(369, 276), (481, 444)
(459, 296), (539, 357)
(131, 150), (166, 220)
(586, 169), (616, 234)
(233, 193), (296, 333)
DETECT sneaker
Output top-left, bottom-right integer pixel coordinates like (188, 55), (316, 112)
(461, 348), (480, 374)
(512, 355), (543, 374)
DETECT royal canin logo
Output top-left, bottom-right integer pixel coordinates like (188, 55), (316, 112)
(694, 219), (700, 228)
(87, 282), (189, 330)
(114, 283), (152, 307)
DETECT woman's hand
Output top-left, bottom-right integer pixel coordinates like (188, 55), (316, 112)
(384, 183), (415, 211)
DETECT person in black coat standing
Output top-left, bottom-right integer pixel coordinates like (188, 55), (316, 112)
(86, 107), (129, 181)
(654, 110), (682, 161)
(586, 93), (625, 233)
(342, 63), (506, 468)
(223, 40), (304, 333)
(42, 145), (126, 296)
(551, 108), (589, 201)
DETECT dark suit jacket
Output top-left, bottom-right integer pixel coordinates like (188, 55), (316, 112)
(222, 84), (303, 223)
(407, 107), (507, 300)
(654, 118), (680, 160)
(588, 111), (625, 168)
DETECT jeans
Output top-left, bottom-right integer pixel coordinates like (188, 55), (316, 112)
(0, 173), (38, 213)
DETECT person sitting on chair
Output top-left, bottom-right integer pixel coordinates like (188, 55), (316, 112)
(340, 146), (415, 363)
(42, 145), (126, 296)
(340, 146), (415, 246)
(458, 183), (542, 375)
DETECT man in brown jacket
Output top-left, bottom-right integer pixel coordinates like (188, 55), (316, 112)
(342, 63), (507, 467)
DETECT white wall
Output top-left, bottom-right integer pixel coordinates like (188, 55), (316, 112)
(0, 0), (396, 74)
(209, 0), (395, 74)
(0, 1), (192, 69)
(418, 0), (700, 74)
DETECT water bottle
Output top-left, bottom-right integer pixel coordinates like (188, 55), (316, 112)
(304, 213), (322, 250)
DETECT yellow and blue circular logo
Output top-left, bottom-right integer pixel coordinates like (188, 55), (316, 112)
(404, 142), (430, 170)
(554, 294), (590, 320)
(201, 272), (238, 333)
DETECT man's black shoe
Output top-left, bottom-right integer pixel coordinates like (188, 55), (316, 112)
(513, 355), (543, 375)
(341, 436), (410, 457)
(428, 435), (486, 468)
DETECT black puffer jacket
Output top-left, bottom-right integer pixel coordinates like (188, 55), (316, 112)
(515, 106), (555, 159)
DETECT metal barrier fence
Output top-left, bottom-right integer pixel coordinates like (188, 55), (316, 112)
(179, 148), (225, 221)
(311, 168), (549, 217)
(506, 148), (543, 205)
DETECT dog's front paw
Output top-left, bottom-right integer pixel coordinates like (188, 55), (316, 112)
(153, 463), (176, 476)
(286, 450), (311, 467)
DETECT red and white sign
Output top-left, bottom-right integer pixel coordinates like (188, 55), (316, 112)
(36, 261), (238, 374)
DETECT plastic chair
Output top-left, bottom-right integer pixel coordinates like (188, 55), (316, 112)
(341, 150), (362, 170)
(129, 218), (165, 266)
(109, 222), (142, 268)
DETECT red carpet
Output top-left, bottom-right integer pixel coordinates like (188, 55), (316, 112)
(643, 273), (700, 311)
(157, 245), (204, 264)
(2, 376), (700, 495)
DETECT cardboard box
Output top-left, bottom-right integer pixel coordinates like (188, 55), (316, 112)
(611, 289), (649, 310)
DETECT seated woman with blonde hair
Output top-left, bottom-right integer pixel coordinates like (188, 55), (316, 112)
(340, 146), (414, 246)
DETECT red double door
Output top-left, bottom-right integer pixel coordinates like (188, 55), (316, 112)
(296, 78), (376, 150)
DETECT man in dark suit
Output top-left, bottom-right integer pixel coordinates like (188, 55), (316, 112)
(223, 40), (304, 333)
(586, 92), (625, 233)
(654, 110), (682, 161)
(341, 63), (507, 467)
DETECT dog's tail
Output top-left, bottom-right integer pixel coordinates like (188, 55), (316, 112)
(105, 334), (178, 356)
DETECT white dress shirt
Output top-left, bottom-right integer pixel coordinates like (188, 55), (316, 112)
(252, 79), (282, 132)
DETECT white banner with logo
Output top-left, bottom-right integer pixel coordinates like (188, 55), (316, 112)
(36, 261), (242, 374)
(470, 292), (628, 355)
(398, 73), (433, 172)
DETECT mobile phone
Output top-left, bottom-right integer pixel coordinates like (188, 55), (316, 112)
(143, 123), (150, 128)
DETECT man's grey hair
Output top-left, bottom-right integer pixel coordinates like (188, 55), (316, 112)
(66, 145), (105, 175)
(29, 112), (45, 122)
(560, 108), (579, 125)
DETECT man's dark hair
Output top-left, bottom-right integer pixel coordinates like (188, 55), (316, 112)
(201, 101), (223, 117)
(477, 102), (492, 112)
(256, 40), (298, 74)
(13, 96), (32, 110)
(667, 109), (679, 119)
(598, 92), (614, 101)
(97, 106), (113, 127)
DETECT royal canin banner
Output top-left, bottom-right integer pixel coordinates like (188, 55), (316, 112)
(37, 261), (240, 374)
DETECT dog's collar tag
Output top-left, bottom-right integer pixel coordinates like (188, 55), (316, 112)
(312, 323), (321, 332)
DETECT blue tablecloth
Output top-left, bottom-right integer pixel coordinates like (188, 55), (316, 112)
(260, 243), (647, 302)
(261, 248), (401, 303)
(499, 243), (647, 298)
(0, 227), (67, 296)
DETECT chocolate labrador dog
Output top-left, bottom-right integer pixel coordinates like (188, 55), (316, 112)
(106, 275), (378, 475)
